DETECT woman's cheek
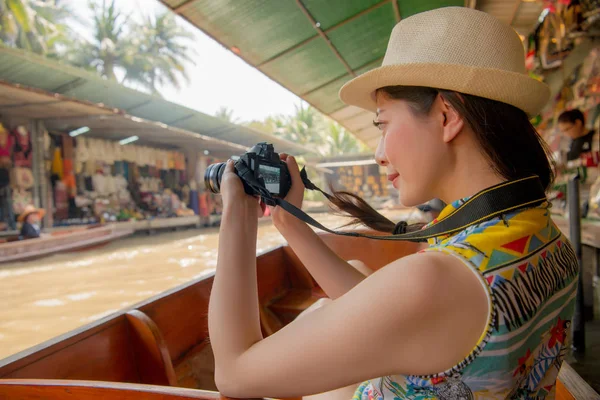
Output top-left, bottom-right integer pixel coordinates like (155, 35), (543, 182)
(384, 126), (412, 173)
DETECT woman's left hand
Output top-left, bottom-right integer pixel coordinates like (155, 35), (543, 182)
(220, 160), (266, 217)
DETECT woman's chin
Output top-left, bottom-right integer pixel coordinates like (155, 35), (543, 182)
(399, 190), (427, 208)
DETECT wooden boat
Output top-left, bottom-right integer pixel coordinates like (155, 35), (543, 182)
(0, 232), (596, 399)
(0, 224), (134, 264)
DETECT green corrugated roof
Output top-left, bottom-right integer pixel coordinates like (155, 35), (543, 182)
(158, 0), (464, 148)
(0, 45), (309, 155)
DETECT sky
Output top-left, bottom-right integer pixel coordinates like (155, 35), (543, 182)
(66, 0), (303, 122)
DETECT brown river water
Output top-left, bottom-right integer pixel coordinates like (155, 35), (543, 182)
(0, 210), (415, 360)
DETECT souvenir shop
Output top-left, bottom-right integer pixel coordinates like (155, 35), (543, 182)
(46, 132), (201, 227)
(0, 113), (227, 231)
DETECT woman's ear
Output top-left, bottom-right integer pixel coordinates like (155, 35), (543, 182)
(437, 95), (464, 143)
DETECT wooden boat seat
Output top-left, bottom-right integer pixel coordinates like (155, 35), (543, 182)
(125, 310), (178, 386)
(0, 379), (224, 399)
(0, 379), (303, 400)
(0, 368), (592, 400)
(556, 362), (600, 400)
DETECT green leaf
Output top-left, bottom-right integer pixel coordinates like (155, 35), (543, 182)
(7, 0), (31, 32)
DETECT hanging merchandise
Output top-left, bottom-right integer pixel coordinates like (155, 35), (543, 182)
(0, 124), (15, 230)
(11, 167), (34, 190)
(12, 188), (33, 217)
(51, 147), (64, 180)
(0, 123), (13, 160)
(12, 126), (32, 168)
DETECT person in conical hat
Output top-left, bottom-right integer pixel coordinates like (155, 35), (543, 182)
(18, 205), (45, 240)
(210, 7), (578, 399)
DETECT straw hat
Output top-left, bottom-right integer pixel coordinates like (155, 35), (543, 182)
(339, 7), (550, 116)
(18, 205), (46, 223)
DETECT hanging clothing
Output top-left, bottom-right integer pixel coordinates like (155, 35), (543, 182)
(54, 181), (69, 221)
(12, 128), (32, 168)
(354, 199), (578, 399)
(0, 129), (13, 158)
(51, 148), (64, 179)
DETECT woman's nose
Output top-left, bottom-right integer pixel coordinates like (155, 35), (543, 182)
(374, 138), (387, 166)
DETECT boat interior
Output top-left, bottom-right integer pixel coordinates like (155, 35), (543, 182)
(0, 233), (596, 399)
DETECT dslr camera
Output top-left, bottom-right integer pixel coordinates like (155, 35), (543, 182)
(204, 143), (292, 198)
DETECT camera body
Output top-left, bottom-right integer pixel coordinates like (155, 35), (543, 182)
(204, 142), (292, 198)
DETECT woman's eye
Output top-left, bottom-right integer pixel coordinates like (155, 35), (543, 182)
(373, 120), (386, 131)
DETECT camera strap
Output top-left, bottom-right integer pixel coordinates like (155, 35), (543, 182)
(236, 161), (547, 242)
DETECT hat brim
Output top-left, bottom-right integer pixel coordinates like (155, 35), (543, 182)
(339, 63), (550, 117)
(18, 209), (46, 223)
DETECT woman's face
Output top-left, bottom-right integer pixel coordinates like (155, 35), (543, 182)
(374, 92), (448, 207)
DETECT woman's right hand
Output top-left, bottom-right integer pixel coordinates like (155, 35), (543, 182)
(270, 154), (305, 232)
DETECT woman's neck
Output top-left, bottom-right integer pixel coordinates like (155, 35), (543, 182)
(438, 149), (506, 204)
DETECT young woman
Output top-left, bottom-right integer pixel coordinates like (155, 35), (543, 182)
(208, 7), (579, 399)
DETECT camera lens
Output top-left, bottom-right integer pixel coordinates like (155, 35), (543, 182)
(204, 162), (226, 194)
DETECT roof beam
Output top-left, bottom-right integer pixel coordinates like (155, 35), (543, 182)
(0, 100), (61, 109)
(173, 0), (198, 14)
(510, 0), (522, 26)
(51, 77), (87, 94)
(392, 0), (401, 22)
(259, 1), (392, 68)
(294, 0), (355, 77)
(301, 56), (384, 97)
(126, 100), (153, 112)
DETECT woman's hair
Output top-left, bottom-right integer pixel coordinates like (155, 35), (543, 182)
(328, 86), (556, 233)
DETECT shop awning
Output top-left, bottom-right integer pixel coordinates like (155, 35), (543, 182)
(158, 0), (544, 149)
(0, 80), (249, 158)
(0, 46), (311, 156)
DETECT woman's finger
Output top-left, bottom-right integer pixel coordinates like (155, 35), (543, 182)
(285, 156), (304, 200)
(225, 159), (235, 172)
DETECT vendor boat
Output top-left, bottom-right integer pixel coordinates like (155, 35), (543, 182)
(0, 224), (134, 264)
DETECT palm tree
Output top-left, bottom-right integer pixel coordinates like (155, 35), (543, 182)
(249, 105), (366, 156)
(271, 104), (327, 152)
(0, 0), (69, 55)
(214, 106), (239, 124)
(68, 0), (134, 80)
(323, 120), (367, 156)
(126, 12), (195, 95)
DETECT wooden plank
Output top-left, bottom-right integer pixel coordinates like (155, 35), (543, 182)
(556, 379), (576, 400)
(557, 362), (600, 400)
(269, 289), (318, 314)
(174, 343), (216, 391)
(140, 278), (214, 367)
(317, 230), (422, 271)
(256, 248), (290, 304)
(259, 306), (284, 336)
(0, 317), (138, 383)
(282, 247), (316, 290)
(0, 379), (223, 399)
(125, 310), (177, 386)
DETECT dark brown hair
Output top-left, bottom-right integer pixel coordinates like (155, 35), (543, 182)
(328, 86), (555, 233)
(558, 109), (585, 125)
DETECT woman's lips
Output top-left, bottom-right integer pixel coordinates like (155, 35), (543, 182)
(387, 173), (399, 182)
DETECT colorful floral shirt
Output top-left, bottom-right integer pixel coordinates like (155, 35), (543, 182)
(354, 199), (579, 399)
